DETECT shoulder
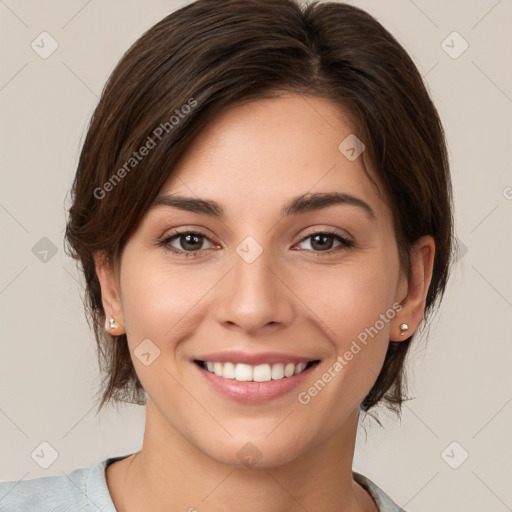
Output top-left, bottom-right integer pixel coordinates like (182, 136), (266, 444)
(0, 458), (117, 512)
(353, 471), (408, 512)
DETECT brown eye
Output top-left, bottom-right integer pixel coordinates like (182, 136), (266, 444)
(171, 233), (206, 251)
(297, 231), (353, 254)
(158, 231), (215, 258)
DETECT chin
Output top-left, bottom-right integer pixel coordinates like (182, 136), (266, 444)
(199, 435), (311, 470)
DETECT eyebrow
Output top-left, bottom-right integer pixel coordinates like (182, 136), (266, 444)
(152, 191), (376, 221)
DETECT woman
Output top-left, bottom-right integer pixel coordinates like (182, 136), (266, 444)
(0, 0), (454, 510)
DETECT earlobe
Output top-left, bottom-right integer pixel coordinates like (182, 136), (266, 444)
(391, 235), (435, 342)
(94, 251), (125, 335)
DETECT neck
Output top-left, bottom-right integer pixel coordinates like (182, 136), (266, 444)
(109, 401), (376, 512)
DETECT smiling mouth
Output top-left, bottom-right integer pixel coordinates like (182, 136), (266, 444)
(194, 360), (320, 382)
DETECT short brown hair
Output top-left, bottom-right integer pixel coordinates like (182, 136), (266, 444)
(64, 0), (455, 417)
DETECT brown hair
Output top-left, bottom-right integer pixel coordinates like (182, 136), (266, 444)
(64, 0), (455, 418)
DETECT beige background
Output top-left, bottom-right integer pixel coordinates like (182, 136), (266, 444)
(0, 0), (511, 510)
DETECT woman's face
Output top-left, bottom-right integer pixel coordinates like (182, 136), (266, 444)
(98, 94), (430, 467)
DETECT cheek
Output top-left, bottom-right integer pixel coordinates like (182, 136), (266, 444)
(293, 255), (399, 406)
(119, 255), (216, 345)
(298, 256), (399, 345)
(118, 256), (212, 399)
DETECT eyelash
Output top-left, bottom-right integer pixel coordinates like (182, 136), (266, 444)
(157, 229), (354, 259)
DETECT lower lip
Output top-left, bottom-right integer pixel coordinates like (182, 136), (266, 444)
(193, 361), (319, 404)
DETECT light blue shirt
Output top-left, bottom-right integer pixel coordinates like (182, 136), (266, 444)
(0, 455), (407, 511)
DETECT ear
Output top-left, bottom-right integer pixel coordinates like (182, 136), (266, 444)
(94, 251), (125, 335)
(391, 235), (435, 342)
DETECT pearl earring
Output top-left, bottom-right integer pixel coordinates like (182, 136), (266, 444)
(106, 317), (119, 331)
(399, 323), (409, 335)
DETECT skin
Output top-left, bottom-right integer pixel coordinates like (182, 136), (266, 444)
(95, 94), (435, 512)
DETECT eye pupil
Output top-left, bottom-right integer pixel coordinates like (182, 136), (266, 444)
(181, 233), (203, 251)
(311, 234), (334, 251)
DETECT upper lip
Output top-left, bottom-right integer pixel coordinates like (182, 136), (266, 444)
(194, 351), (318, 366)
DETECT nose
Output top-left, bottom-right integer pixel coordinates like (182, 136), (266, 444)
(214, 244), (295, 335)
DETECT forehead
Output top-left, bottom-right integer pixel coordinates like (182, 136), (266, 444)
(158, 94), (391, 226)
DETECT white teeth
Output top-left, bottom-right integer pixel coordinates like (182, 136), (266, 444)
(271, 363), (284, 380)
(294, 362), (307, 375)
(222, 362), (236, 379)
(284, 362), (296, 377)
(201, 361), (312, 381)
(213, 362), (224, 377)
(234, 363), (253, 381)
(253, 364), (272, 382)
